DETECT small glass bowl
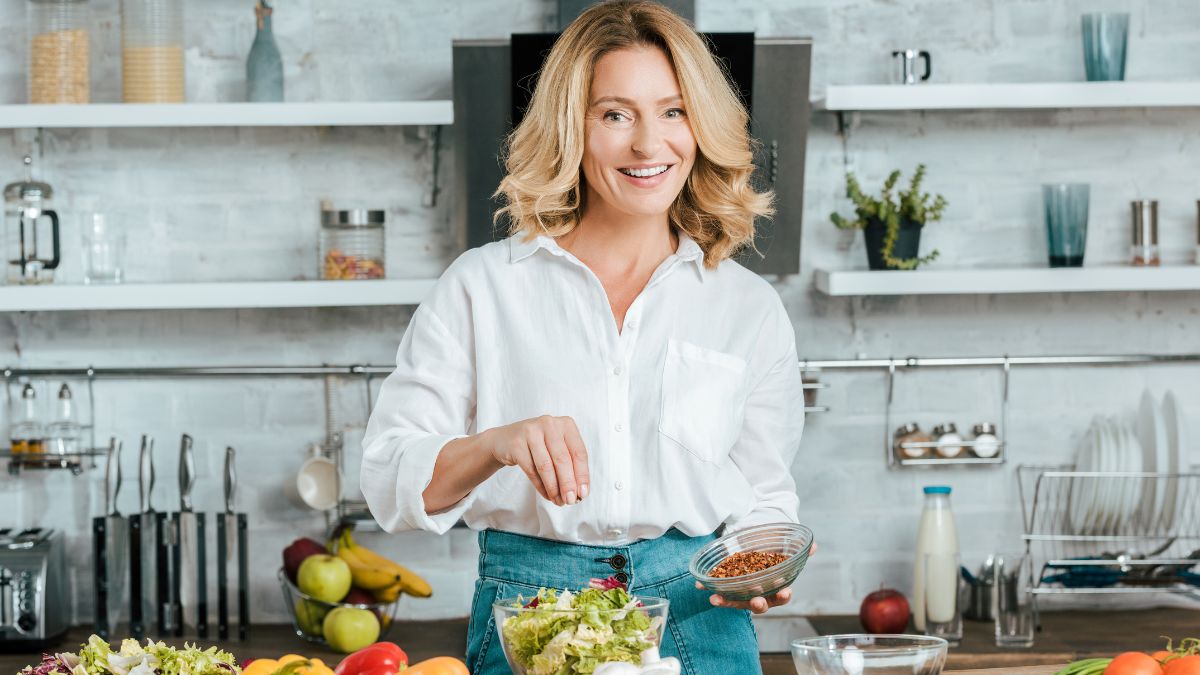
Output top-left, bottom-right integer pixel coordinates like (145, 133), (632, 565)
(277, 568), (399, 644)
(688, 522), (813, 601)
(492, 595), (669, 675)
(791, 635), (948, 675)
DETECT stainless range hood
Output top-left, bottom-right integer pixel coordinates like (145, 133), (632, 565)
(451, 34), (811, 275)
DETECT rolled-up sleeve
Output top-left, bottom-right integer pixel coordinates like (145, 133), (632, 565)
(723, 301), (804, 532)
(361, 301), (476, 534)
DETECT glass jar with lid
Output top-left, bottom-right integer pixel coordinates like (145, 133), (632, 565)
(894, 422), (932, 461)
(932, 423), (966, 458)
(27, 0), (91, 103)
(121, 0), (185, 102)
(321, 208), (385, 280)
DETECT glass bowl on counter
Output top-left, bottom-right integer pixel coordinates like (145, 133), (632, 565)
(277, 568), (399, 645)
(688, 521), (813, 602)
(791, 635), (948, 675)
(492, 592), (669, 675)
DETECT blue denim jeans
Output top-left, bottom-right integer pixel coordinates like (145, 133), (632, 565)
(465, 528), (761, 674)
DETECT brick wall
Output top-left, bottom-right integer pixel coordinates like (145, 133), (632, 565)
(0, 0), (1197, 636)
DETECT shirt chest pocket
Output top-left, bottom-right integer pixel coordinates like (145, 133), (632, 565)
(658, 338), (748, 464)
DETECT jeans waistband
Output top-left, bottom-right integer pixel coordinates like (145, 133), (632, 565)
(477, 528), (715, 589)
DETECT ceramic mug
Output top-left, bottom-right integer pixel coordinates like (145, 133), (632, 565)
(286, 443), (341, 511)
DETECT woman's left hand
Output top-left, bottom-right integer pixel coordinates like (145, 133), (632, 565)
(696, 582), (791, 614)
(697, 541), (815, 614)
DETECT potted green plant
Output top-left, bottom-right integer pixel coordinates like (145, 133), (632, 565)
(830, 164), (947, 271)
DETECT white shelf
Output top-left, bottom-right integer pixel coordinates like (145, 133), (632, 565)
(0, 101), (453, 129)
(814, 82), (1200, 111)
(815, 266), (1200, 296)
(0, 279), (437, 311)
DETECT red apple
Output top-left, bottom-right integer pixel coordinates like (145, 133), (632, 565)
(283, 537), (329, 583)
(859, 588), (911, 634)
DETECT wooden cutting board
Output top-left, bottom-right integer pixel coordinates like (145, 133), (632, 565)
(945, 662), (1060, 667)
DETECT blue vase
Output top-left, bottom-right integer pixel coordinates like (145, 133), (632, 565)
(246, 1), (283, 102)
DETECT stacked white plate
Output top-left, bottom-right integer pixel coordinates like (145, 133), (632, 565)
(1069, 390), (1187, 536)
(1068, 415), (1140, 535)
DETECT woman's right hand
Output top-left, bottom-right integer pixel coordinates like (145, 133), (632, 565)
(486, 415), (590, 506)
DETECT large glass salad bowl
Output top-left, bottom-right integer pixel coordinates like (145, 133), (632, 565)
(493, 586), (669, 675)
(791, 635), (948, 675)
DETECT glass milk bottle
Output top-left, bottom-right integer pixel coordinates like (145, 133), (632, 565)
(912, 486), (959, 632)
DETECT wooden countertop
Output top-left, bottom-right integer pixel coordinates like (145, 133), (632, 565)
(3, 609), (1196, 674)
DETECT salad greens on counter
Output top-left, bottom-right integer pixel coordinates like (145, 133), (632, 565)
(500, 586), (660, 675)
(20, 635), (239, 675)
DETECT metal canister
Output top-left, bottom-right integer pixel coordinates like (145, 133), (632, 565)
(1131, 199), (1159, 266)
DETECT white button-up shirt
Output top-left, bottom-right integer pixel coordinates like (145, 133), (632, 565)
(361, 231), (804, 545)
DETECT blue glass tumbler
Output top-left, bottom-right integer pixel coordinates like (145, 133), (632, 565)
(1043, 184), (1090, 267)
(1082, 13), (1129, 81)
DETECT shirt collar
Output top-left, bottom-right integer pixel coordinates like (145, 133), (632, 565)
(508, 229), (706, 279)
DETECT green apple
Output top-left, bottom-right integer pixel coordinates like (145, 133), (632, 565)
(322, 607), (380, 653)
(294, 599), (329, 636)
(297, 554), (352, 603)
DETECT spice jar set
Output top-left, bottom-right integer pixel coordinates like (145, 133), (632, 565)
(893, 421), (1002, 462)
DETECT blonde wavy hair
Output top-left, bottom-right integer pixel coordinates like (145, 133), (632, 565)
(494, 0), (773, 268)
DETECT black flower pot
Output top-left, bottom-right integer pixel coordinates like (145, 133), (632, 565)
(863, 217), (924, 270)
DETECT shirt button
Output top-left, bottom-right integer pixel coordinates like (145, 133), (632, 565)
(626, 319), (638, 329)
(613, 365), (623, 376)
(614, 480), (624, 491)
(614, 423), (623, 432)
(608, 527), (625, 538)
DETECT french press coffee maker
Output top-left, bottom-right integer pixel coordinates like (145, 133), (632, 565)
(3, 155), (61, 284)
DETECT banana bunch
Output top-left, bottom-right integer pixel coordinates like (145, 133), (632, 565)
(332, 528), (433, 602)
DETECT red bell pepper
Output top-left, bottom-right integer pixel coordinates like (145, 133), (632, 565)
(334, 643), (408, 675)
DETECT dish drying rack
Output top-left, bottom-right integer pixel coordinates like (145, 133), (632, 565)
(1018, 465), (1200, 601)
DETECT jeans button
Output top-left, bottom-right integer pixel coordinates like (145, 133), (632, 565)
(610, 554), (627, 570)
(614, 572), (629, 584)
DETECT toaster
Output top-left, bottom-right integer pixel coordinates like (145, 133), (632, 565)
(0, 528), (68, 651)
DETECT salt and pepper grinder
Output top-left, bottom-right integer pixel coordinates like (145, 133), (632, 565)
(970, 423), (1001, 459)
(1130, 199), (1160, 266)
(931, 423), (965, 458)
(246, 0), (283, 102)
(894, 422), (932, 460)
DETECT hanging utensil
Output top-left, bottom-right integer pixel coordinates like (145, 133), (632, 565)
(176, 433), (197, 636)
(217, 446), (236, 639)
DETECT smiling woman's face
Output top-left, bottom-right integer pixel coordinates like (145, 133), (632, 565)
(581, 45), (697, 221)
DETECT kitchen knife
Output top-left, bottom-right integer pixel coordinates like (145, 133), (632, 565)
(92, 515), (108, 639)
(129, 439), (145, 638)
(159, 510), (178, 636)
(197, 510), (208, 638)
(103, 437), (126, 638)
(131, 434), (156, 638)
(217, 446), (235, 639)
(178, 433), (196, 635)
(237, 511), (248, 641)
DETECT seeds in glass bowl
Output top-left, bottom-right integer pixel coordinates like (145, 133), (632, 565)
(709, 551), (788, 578)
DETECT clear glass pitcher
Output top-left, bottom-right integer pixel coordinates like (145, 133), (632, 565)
(3, 155), (61, 285)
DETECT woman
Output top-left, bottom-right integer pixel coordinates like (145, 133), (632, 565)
(361, 1), (804, 672)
